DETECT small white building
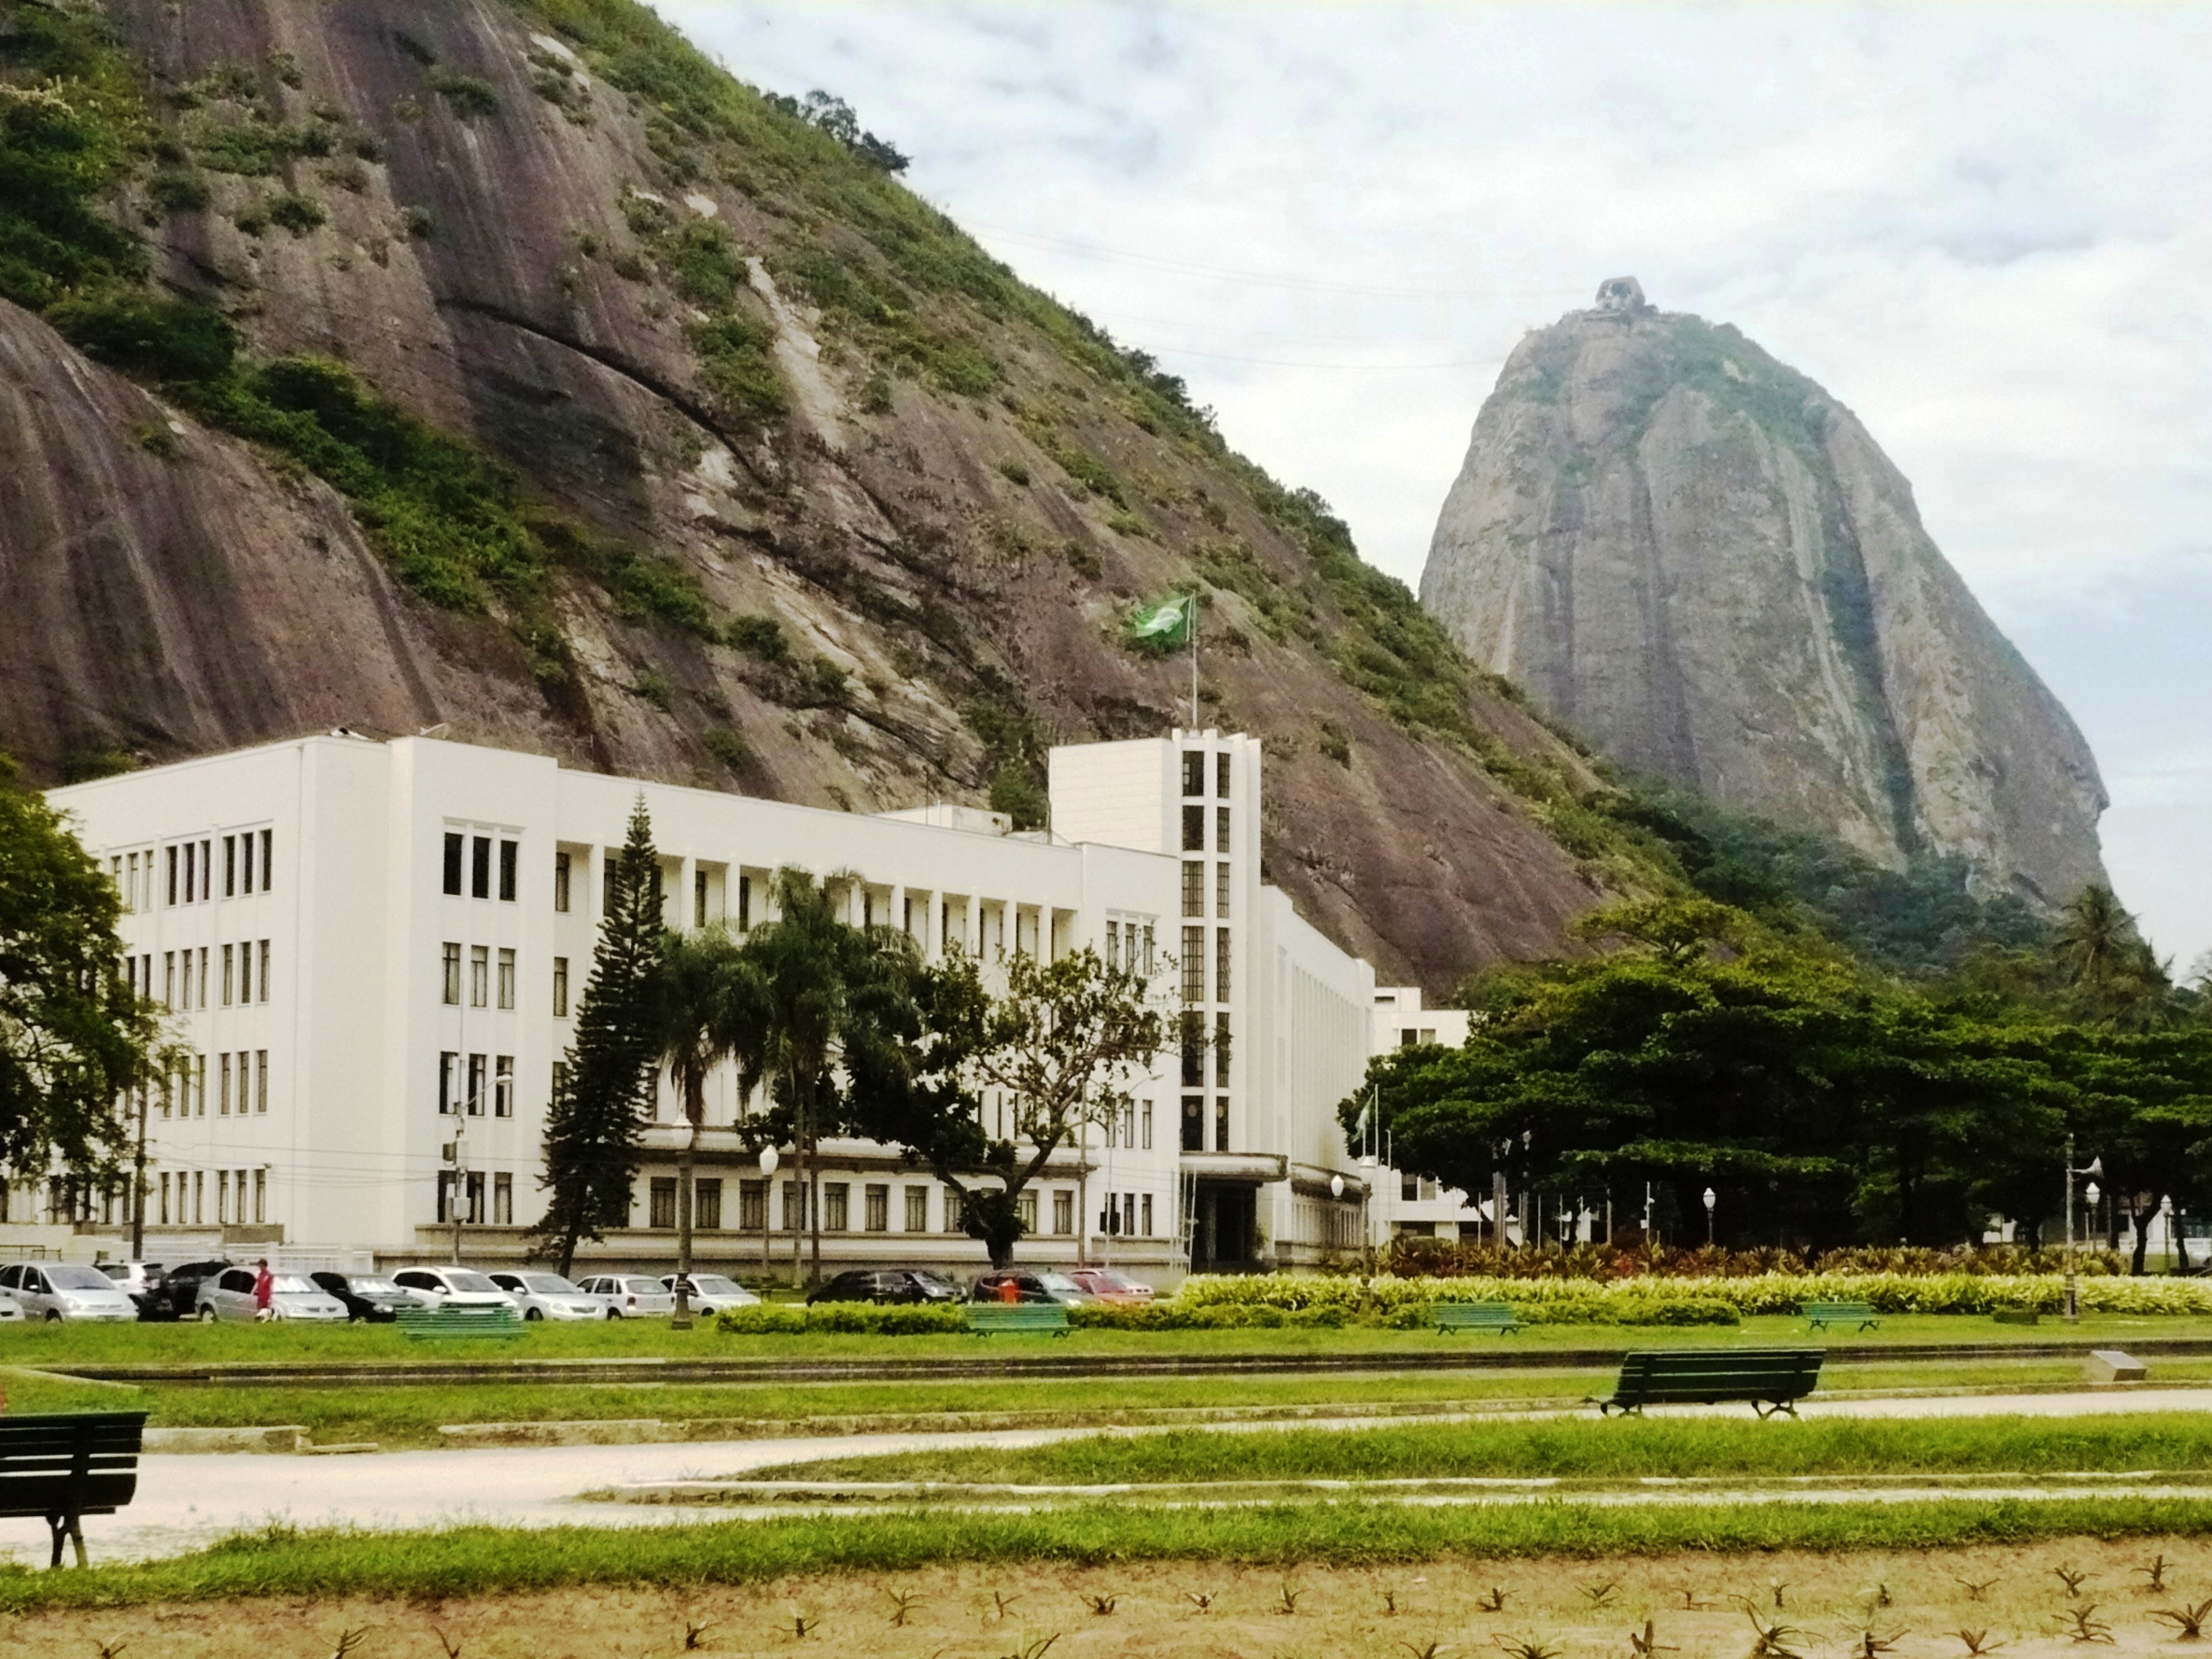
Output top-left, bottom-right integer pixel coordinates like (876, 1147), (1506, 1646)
(21, 728), (1385, 1280)
(1365, 987), (1494, 1244)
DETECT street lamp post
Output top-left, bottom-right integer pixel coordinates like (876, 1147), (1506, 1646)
(1330, 1172), (1346, 1260)
(2064, 1135), (2104, 1323)
(1702, 1187), (1716, 1248)
(2162, 1194), (2177, 1273)
(758, 1144), (780, 1286)
(672, 1119), (697, 1331)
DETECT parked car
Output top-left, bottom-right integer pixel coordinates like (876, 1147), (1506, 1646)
(969, 1269), (1099, 1306)
(97, 1260), (168, 1319)
(572, 1273), (677, 1317)
(660, 1272), (760, 1314)
(1065, 1267), (1155, 1304)
(487, 1270), (607, 1321)
(195, 1266), (348, 1323)
(157, 1259), (234, 1321)
(0, 1262), (140, 1321)
(0, 1290), (21, 1322)
(390, 1266), (523, 1313)
(808, 1268), (963, 1306)
(310, 1271), (421, 1323)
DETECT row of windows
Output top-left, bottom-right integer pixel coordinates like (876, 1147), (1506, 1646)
(639, 1178), (1112, 1238)
(119, 830), (274, 912)
(1101, 919), (1155, 974)
(132, 941), (273, 1011)
(156, 1167), (266, 1226)
(438, 1052), (515, 1117)
(157, 1049), (268, 1118)
(1182, 749), (1233, 799)
(443, 832), (520, 901)
(438, 1170), (515, 1225)
(1180, 804), (1232, 853)
(1180, 860), (1232, 919)
(1183, 1094), (1232, 1152)
(441, 943), (516, 1009)
(1178, 926), (1232, 1003)
(1180, 1012), (1232, 1087)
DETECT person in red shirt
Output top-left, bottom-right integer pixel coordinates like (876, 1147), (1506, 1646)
(253, 1259), (274, 1321)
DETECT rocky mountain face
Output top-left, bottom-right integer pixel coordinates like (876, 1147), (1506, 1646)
(0, 0), (1629, 987)
(1421, 279), (2107, 907)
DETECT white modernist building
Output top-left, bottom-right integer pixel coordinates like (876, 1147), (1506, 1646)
(29, 728), (1394, 1279)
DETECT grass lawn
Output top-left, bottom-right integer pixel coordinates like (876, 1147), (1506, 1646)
(743, 1411), (2212, 1486)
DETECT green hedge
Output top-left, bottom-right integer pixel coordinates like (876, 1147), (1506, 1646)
(714, 1303), (966, 1336)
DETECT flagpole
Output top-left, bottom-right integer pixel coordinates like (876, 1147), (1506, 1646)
(1188, 597), (1198, 729)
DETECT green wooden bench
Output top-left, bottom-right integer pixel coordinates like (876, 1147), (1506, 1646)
(0, 1411), (147, 1568)
(392, 1302), (525, 1341)
(1803, 1301), (1881, 1332)
(1431, 1302), (1522, 1335)
(1594, 1348), (1824, 1419)
(964, 1303), (1070, 1337)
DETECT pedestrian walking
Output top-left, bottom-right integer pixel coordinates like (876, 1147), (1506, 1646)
(253, 1258), (274, 1322)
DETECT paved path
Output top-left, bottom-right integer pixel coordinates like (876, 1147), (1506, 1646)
(8, 1386), (2210, 1568)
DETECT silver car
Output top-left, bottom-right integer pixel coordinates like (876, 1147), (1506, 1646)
(0, 1262), (138, 1321)
(0, 1286), (23, 1321)
(661, 1272), (760, 1314)
(195, 1266), (348, 1322)
(487, 1270), (606, 1321)
(573, 1273), (677, 1317)
(391, 1265), (524, 1313)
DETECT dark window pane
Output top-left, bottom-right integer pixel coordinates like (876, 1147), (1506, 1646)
(498, 839), (517, 902)
(470, 835), (491, 899)
(442, 833), (463, 896)
(1182, 804), (1204, 851)
(1183, 751), (1204, 796)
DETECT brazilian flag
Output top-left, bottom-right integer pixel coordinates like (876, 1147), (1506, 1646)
(1128, 593), (1197, 648)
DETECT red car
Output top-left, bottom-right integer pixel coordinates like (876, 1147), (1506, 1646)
(1065, 1268), (1155, 1304)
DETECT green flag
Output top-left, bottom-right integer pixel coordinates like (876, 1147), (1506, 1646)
(1129, 593), (1196, 648)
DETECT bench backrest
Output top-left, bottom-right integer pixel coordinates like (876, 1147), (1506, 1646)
(967, 1303), (1068, 1329)
(1614, 1348), (1823, 1403)
(0, 1413), (147, 1521)
(1803, 1303), (1874, 1316)
(1435, 1303), (1518, 1321)
(394, 1302), (517, 1323)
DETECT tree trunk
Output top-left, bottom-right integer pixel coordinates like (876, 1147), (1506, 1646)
(674, 1074), (701, 1327)
(2129, 1197), (2153, 1277)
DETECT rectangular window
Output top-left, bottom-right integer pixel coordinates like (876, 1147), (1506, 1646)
(1215, 927), (1231, 1000)
(1182, 927), (1204, 1004)
(1215, 1012), (1232, 1086)
(552, 1060), (569, 1103)
(242, 830), (254, 894)
(189, 1169), (201, 1224)
(864, 1184), (889, 1232)
(222, 943), (234, 1007)
(497, 947), (515, 1010)
(494, 1055), (513, 1118)
(223, 834), (236, 898)
(1182, 803), (1204, 851)
(239, 941), (251, 1004)
(553, 957), (569, 1016)
(738, 873), (752, 931)
(553, 851), (571, 913)
(1217, 806), (1231, 852)
(441, 942), (460, 1005)
(694, 869), (707, 928)
(467, 1053), (487, 1116)
(438, 1051), (459, 1115)
(1141, 1100), (1154, 1150)
(218, 1053), (231, 1116)
(1105, 919), (1121, 970)
(259, 940), (270, 1001)
(602, 859), (615, 917)
(738, 1179), (765, 1232)
(1216, 861), (1230, 919)
(1181, 1012), (1205, 1086)
(217, 1170), (229, 1225)
(184, 840), (196, 903)
(1183, 750), (1205, 796)
(1215, 1097), (1229, 1152)
(123, 851), (135, 913)
(443, 831), (463, 896)
(1182, 1095), (1203, 1152)
(1216, 750), (1231, 798)
(256, 1050), (268, 1113)
(944, 1189), (965, 1234)
(254, 1167), (266, 1224)
(258, 829), (272, 892)
(166, 844), (178, 906)
(1016, 1191), (1037, 1234)
(1183, 861), (1205, 917)
(182, 950), (195, 1011)
(1052, 1190), (1072, 1235)
(780, 1180), (806, 1232)
(498, 840), (517, 902)
(1142, 1193), (1155, 1235)
(650, 1178), (677, 1230)
(436, 1171), (455, 1225)
(824, 1182), (850, 1232)
(466, 1171), (485, 1224)
(695, 1178), (721, 1230)
(903, 1185), (929, 1233)
(471, 835), (491, 899)
(198, 947), (208, 1007)
(163, 952), (176, 1010)
(195, 1053), (205, 1116)
(470, 944), (489, 1008)
(494, 1172), (513, 1226)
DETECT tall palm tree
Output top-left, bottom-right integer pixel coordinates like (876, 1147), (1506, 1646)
(650, 926), (763, 1324)
(2054, 885), (2134, 988)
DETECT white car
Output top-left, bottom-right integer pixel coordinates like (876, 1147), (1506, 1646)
(391, 1265), (523, 1313)
(195, 1267), (348, 1323)
(0, 1290), (22, 1322)
(662, 1273), (760, 1314)
(573, 1273), (677, 1317)
(0, 1262), (138, 1321)
(487, 1270), (607, 1321)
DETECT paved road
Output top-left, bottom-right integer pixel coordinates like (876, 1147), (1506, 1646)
(8, 1386), (2210, 1568)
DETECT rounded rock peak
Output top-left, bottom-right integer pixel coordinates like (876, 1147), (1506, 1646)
(1594, 275), (1649, 314)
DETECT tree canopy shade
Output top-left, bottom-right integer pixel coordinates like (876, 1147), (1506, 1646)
(532, 797), (663, 1276)
(0, 760), (160, 1184)
(1349, 899), (2212, 1257)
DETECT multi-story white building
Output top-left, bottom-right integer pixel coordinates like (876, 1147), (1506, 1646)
(23, 728), (1383, 1281)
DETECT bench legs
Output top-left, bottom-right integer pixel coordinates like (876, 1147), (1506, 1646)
(45, 1511), (87, 1569)
(1751, 1400), (1800, 1420)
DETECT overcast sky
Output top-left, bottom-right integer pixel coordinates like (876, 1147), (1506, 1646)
(663, 1), (2212, 971)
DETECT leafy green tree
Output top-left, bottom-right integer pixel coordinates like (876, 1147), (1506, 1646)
(649, 925), (764, 1314)
(532, 798), (663, 1276)
(0, 759), (160, 1187)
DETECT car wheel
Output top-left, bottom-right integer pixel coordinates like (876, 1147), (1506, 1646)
(525, 1307), (543, 1321)
(606, 1308), (622, 1319)
(197, 1305), (217, 1323)
(45, 1309), (63, 1323)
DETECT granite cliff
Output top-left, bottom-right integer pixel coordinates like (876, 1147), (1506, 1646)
(1421, 279), (2107, 907)
(0, 0), (1634, 986)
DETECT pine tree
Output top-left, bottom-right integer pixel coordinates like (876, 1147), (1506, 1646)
(532, 797), (663, 1276)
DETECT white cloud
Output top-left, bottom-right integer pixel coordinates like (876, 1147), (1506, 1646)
(661, 0), (2212, 965)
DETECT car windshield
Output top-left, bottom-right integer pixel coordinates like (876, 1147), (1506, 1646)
(1089, 1272), (1143, 1290)
(48, 1265), (114, 1291)
(351, 1278), (402, 1295)
(1037, 1273), (1085, 1292)
(272, 1276), (320, 1294)
(622, 1277), (665, 1292)
(687, 1276), (740, 1295)
(437, 1271), (498, 1292)
(521, 1274), (581, 1293)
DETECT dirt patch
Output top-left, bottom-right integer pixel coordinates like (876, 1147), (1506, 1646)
(12, 1538), (2212, 1657)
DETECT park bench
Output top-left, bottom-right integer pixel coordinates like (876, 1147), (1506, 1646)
(391, 1302), (525, 1341)
(0, 1411), (147, 1568)
(964, 1303), (1070, 1337)
(1594, 1348), (1824, 1419)
(1430, 1302), (1522, 1335)
(1802, 1301), (1881, 1332)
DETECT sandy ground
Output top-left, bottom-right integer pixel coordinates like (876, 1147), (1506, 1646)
(12, 1538), (2212, 1657)
(7, 1387), (2212, 1568)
